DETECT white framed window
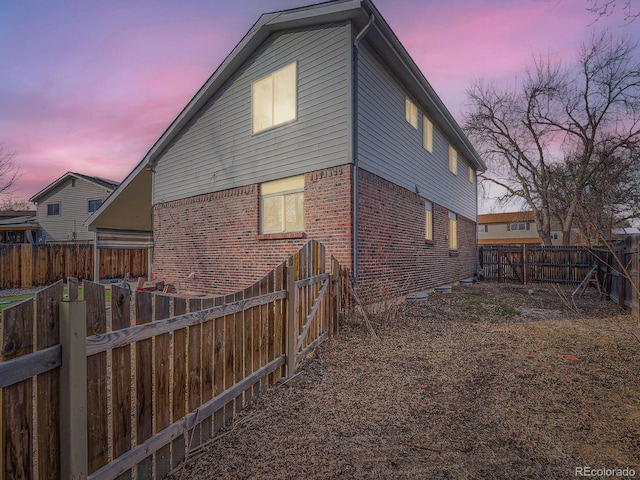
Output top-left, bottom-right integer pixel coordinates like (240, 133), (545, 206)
(252, 62), (297, 134)
(425, 201), (433, 241)
(88, 199), (102, 213)
(405, 97), (418, 129)
(449, 211), (458, 250)
(508, 222), (527, 231)
(551, 232), (559, 240)
(423, 115), (433, 152)
(448, 145), (457, 175)
(260, 175), (304, 234)
(47, 203), (60, 216)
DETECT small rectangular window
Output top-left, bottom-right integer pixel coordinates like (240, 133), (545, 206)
(509, 222), (527, 231)
(449, 211), (458, 250)
(261, 175), (304, 234)
(252, 62), (297, 134)
(425, 201), (433, 241)
(88, 199), (102, 213)
(405, 97), (418, 129)
(47, 203), (60, 216)
(423, 115), (433, 152)
(449, 145), (457, 174)
(468, 166), (474, 183)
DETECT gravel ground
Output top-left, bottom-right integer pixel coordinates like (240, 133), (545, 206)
(167, 282), (640, 480)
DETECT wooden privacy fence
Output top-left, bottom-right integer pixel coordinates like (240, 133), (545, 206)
(0, 243), (148, 288)
(479, 245), (596, 284)
(0, 240), (343, 480)
(479, 240), (639, 316)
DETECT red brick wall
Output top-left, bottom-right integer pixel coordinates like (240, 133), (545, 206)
(153, 166), (352, 295)
(356, 169), (477, 300)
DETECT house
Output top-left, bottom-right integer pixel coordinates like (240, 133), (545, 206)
(477, 211), (577, 246)
(30, 172), (119, 243)
(88, 0), (486, 297)
(0, 210), (38, 243)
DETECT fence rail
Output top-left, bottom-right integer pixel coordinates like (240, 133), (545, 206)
(0, 243), (148, 288)
(0, 240), (343, 480)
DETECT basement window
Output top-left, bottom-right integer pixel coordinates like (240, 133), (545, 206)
(260, 175), (304, 234)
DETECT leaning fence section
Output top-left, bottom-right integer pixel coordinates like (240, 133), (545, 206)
(0, 239), (344, 480)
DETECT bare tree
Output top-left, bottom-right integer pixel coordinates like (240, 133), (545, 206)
(0, 197), (33, 212)
(587, 0), (639, 24)
(0, 145), (20, 198)
(465, 31), (640, 245)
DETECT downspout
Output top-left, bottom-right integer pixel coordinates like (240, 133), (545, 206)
(352, 13), (375, 283)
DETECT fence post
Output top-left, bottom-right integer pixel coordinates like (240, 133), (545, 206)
(60, 301), (88, 480)
(522, 244), (528, 285)
(286, 265), (296, 377)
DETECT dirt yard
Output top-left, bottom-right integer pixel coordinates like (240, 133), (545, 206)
(169, 281), (640, 480)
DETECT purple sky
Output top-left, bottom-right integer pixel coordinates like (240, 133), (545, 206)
(1, 0), (638, 205)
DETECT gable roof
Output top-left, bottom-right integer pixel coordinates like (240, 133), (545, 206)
(88, 0), (484, 230)
(29, 171), (120, 203)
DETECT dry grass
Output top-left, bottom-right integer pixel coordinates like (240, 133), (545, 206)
(169, 282), (640, 480)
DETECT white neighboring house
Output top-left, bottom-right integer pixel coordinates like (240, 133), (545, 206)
(30, 172), (119, 243)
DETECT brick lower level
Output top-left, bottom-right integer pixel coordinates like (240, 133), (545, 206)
(356, 168), (477, 301)
(153, 166), (352, 294)
(152, 164), (477, 297)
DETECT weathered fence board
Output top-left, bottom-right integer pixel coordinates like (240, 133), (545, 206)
(1, 240), (345, 480)
(0, 244), (148, 288)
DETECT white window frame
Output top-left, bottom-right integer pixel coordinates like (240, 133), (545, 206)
(423, 115), (433, 152)
(260, 175), (304, 234)
(449, 211), (458, 250)
(405, 97), (418, 129)
(449, 145), (457, 175)
(47, 203), (60, 216)
(252, 62), (297, 134)
(88, 199), (102, 213)
(425, 201), (433, 241)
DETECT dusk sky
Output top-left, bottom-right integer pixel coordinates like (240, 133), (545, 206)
(1, 0), (638, 207)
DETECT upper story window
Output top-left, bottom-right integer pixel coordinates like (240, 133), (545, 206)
(508, 222), (528, 231)
(252, 62), (297, 134)
(478, 224), (488, 233)
(260, 175), (304, 234)
(47, 203), (60, 216)
(405, 97), (418, 129)
(448, 145), (458, 175)
(423, 115), (433, 152)
(88, 199), (102, 213)
(425, 201), (433, 241)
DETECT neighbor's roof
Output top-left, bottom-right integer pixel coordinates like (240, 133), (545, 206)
(30, 172), (120, 203)
(478, 211), (536, 224)
(0, 215), (39, 231)
(87, 0), (485, 231)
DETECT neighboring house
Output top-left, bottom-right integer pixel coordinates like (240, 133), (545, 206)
(30, 172), (119, 243)
(0, 210), (38, 243)
(88, 0), (486, 297)
(478, 211), (573, 246)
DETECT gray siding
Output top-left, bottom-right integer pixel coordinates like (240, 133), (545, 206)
(154, 23), (351, 204)
(357, 44), (477, 221)
(36, 178), (113, 242)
